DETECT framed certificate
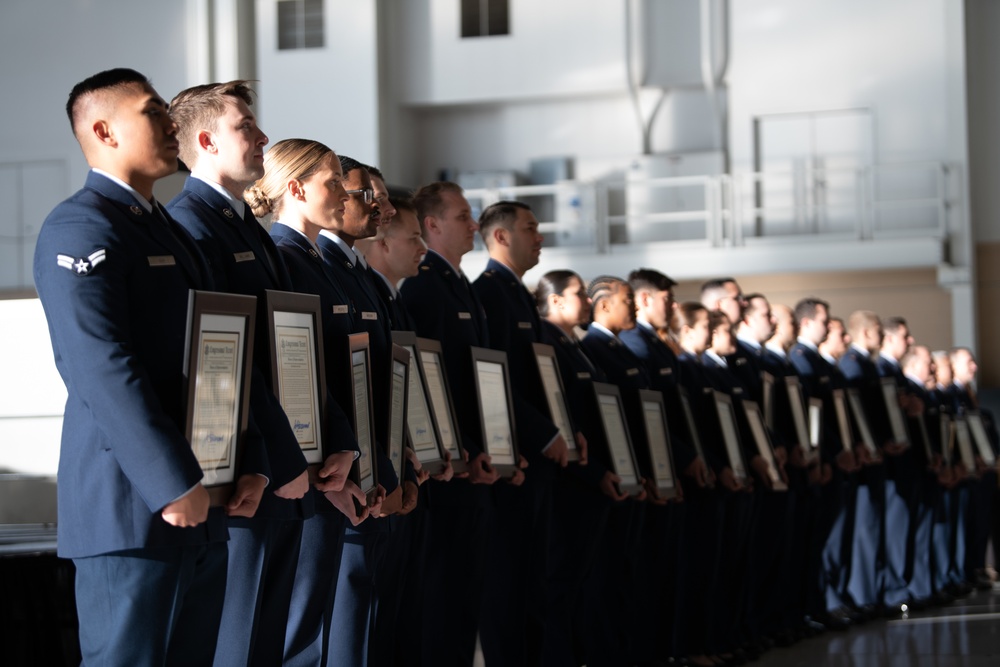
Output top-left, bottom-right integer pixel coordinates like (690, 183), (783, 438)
(183, 290), (256, 505)
(391, 332), (448, 473)
(847, 388), (880, 459)
(470, 347), (520, 475)
(386, 345), (411, 482)
(966, 412), (996, 466)
(416, 337), (466, 474)
(940, 412), (955, 466)
(676, 386), (707, 462)
(344, 334), (378, 499)
(880, 378), (910, 448)
(762, 371), (775, 430)
(916, 412), (935, 461)
(714, 391), (749, 483)
(532, 343), (578, 462)
(265, 290), (327, 474)
(624, 389), (679, 499)
(832, 389), (854, 454)
(592, 383), (644, 495)
(808, 397), (823, 452)
(955, 417), (977, 474)
(742, 400), (786, 491)
(785, 376), (813, 462)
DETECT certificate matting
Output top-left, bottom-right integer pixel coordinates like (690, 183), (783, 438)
(266, 289), (328, 469)
(341, 334), (378, 497)
(743, 399), (786, 491)
(416, 337), (465, 472)
(847, 388), (879, 458)
(387, 346), (410, 481)
(714, 391), (748, 482)
(966, 412), (996, 466)
(593, 383), (643, 495)
(532, 343), (577, 461)
(392, 332), (447, 471)
(677, 387), (707, 462)
(183, 290), (256, 505)
(955, 417), (977, 473)
(880, 378), (910, 448)
(832, 389), (854, 454)
(785, 376), (812, 460)
(639, 391), (678, 497)
(470, 347), (519, 472)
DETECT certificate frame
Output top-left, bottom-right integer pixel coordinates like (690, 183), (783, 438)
(469, 346), (520, 475)
(624, 389), (679, 499)
(676, 386), (707, 462)
(847, 388), (880, 459)
(966, 412), (996, 466)
(532, 343), (579, 462)
(832, 389), (854, 454)
(955, 417), (977, 474)
(342, 333), (379, 499)
(592, 382), (644, 496)
(785, 376), (814, 463)
(183, 290), (256, 506)
(386, 344), (411, 482)
(391, 332), (449, 473)
(940, 412), (955, 466)
(714, 390), (749, 483)
(916, 411), (935, 462)
(762, 371), (776, 430)
(742, 399), (786, 491)
(808, 397), (823, 454)
(265, 290), (328, 475)
(880, 378), (910, 448)
(415, 337), (467, 474)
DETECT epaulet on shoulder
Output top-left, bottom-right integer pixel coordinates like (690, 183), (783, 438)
(420, 265), (430, 271)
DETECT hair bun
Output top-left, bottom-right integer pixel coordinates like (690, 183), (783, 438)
(244, 185), (273, 218)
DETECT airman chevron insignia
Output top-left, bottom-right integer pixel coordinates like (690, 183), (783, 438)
(57, 249), (106, 275)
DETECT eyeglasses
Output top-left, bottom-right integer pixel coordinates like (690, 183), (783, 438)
(345, 187), (374, 204)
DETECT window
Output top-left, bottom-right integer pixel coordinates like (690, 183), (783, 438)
(277, 0), (324, 50)
(461, 0), (509, 38)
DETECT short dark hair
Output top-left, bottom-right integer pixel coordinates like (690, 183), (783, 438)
(478, 200), (531, 244)
(587, 275), (627, 310)
(794, 297), (830, 325)
(365, 164), (385, 182)
(700, 277), (737, 295)
(883, 316), (908, 335)
(338, 154), (368, 177)
(673, 302), (708, 331)
(628, 268), (677, 294)
(708, 309), (731, 332)
(66, 68), (149, 133)
(741, 292), (768, 322)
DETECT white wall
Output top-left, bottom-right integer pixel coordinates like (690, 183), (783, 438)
(254, 0), (381, 166)
(965, 0), (1000, 244)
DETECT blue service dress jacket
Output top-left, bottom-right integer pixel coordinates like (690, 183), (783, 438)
(168, 177), (310, 497)
(399, 250), (490, 460)
(33, 170), (229, 558)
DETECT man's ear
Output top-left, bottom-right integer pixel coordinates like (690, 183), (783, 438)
(92, 120), (115, 146)
(197, 130), (216, 154)
(492, 225), (509, 248)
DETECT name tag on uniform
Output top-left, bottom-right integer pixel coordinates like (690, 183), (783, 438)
(626, 368), (639, 376)
(361, 311), (378, 321)
(735, 358), (748, 366)
(234, 251), (255, 263)
(820, 377), (830, 384)
(333, 305), (349, 315)
(518, 322), (532, 330)
(458, 312), (472, 320)
(576, 372), (591, 379)
(659, 368), (673, 376)
(147, 255), (176, 267)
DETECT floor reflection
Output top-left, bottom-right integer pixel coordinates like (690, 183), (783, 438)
(763, 587), (1000, 666)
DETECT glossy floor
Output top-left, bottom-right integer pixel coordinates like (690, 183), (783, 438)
(762, 587), (1000, 666)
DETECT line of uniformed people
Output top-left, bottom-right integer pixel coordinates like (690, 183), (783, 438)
(38, 69), (999, 667)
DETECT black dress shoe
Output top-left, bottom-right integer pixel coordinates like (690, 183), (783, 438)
(817, 610), (852, 631)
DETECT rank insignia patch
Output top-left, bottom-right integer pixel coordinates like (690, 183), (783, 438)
(57, 249), (106, 275)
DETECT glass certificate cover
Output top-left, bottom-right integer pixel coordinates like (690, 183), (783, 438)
(266, 290), (328, 467)
(880, 378), (910, 448)
(533, 344), (577, 461)
(678, 387), (707, 461)
(940, 414), (955, 466)
(743, 400), (786, 491)
(392, 333), (447, 470)
(785, 376), (812, 459)
(966, 412), (996, 466)
(714, 391), (748, 482)
(472, 350), (518, 470)
(917, 412), (935, 461)
(419, 344), (464, 470)
(955, 417), (977, 473)
(352, 349), (375, 493)
(183, 290), (256, 504)
(641, 394), (678, 498)
(594, 385), (642, 495)
(832, 389), (854, 453)
(847, 388), (879, 458)
(762, 371), (775, 430)
(387, 349), (409, 481)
